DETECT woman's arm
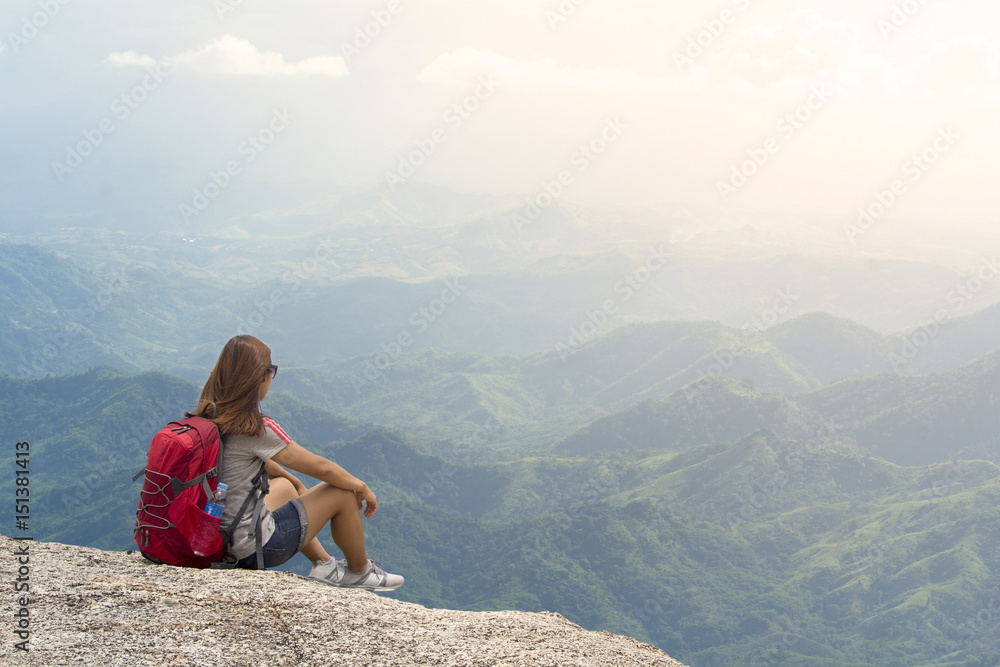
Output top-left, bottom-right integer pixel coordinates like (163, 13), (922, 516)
(270, 440), (377, 516)
(264, 459), (307, 495)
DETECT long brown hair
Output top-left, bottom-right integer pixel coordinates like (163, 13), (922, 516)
(187, 335), (272, 436)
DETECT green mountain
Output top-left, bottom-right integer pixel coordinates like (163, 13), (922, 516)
(553, 380), (815, 456)
(802, 351), (1000, 466)
(5, 367), (1000, 665)
(273, 316), (871, 449)
(553, 351), (1000, 468)
(240, 308), (1000, 452)
(888, 301), (1000, 376)
(0, 243), (134, 377)
(764, 311), (894, 383)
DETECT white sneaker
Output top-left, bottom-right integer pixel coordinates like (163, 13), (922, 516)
(307, 559), (345, 586)
(339, 559), (404, 591)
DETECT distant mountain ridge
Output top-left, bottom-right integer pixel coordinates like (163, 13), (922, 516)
(4, 231), (1000, 381)
(274, 309), (1000, 450)
(5, 241), (1000, 460)
(556, 350), (1000, 466)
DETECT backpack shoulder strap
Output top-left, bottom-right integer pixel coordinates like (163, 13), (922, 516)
(219, 460), (269, 569)
(249, 466), (268, 569)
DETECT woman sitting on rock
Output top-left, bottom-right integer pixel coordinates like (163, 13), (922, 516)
(188, 334), (403, 590)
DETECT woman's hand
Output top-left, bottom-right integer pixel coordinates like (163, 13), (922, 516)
(356, 484), (378, 518)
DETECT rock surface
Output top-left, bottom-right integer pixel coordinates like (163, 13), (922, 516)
(1, 536), (687, 666)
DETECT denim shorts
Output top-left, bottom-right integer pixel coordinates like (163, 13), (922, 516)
(235, 498), (308, 570)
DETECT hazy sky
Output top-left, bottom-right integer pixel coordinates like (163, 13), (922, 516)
(1, 0), (998, 232)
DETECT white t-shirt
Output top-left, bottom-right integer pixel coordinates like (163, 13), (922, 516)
(218, 416), (292, 560)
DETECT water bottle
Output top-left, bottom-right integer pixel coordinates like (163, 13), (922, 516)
(204, 483), (228, 518)
(191, 482), (228, 557)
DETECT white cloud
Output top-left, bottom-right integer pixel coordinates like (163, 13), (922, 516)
(417, 17), (898, 99)
(418, 48), (667, 90)
(102, 50), (157, 69)
(102, 35), (348, 77)
(666, 10), (1000, 104)
(693, 10), (899, 94)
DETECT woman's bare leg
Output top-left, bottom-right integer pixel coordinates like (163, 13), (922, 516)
(296, 482), (368, 572)
(266, 478), (333, 563)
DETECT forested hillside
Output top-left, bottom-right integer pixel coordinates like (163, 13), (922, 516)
(5, 366), (1000, 665)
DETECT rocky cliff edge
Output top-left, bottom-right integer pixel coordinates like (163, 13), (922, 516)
(1, 535), (688, 667)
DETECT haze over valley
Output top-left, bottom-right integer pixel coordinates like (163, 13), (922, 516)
(4, 1), (1000, 664)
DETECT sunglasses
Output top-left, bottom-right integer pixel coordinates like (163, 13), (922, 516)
(266, 364), (278, 380)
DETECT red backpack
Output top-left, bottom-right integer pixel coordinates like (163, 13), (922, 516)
(133, 416), (267, 569)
